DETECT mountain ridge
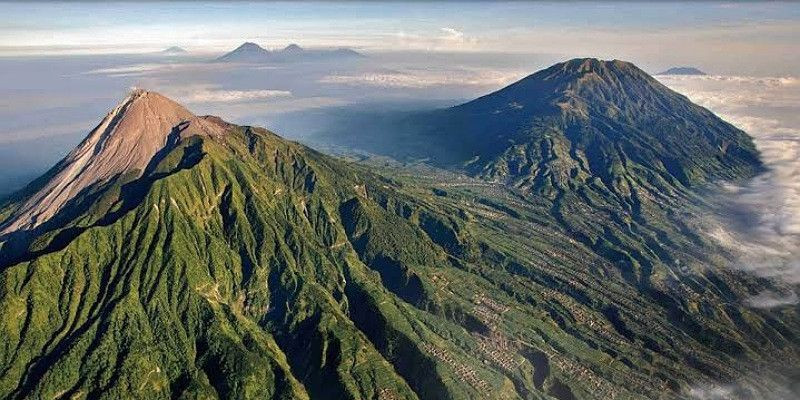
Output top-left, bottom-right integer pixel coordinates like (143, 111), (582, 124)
(216, 41), (364, 63)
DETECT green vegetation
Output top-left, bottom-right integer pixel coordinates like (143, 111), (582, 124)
(0, 59), (796, 399)
(0, 122), (795, 399)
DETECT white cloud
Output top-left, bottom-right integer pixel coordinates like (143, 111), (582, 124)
(390, 27), (479, 52)
(745, 290), (799, 309)
(161, 84), (291, 104)
(440, 27), (468, 44)
(319, 68), (523, 89)
(83, 62), (237, 78)
(660, 75), (800, 288)
(688, 384), (737, 400)
(688, 379), (798, 400)
(84, 63), (171, 78)
(658, 75), (800, 109)
(183, 88), (291, 104)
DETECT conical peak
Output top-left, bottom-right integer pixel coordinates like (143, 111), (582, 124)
(92, 89), (230, 149)
(112, 89), (229, 136)
(0, 90), (229, 234)
(283, 43), (303, 52)
(236, 42), (266, 52)
(162, 46), (186, 54)
(118, 89), (194, 123)
(95, 89), (198, 149)
(455, 57), (673, 119)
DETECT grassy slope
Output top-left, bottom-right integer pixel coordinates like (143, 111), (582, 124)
(0, 125), (797, 399)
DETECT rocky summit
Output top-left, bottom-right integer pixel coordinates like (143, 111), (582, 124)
(0, 90), (228, 235)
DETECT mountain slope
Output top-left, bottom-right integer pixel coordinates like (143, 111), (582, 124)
(0, 91), (797, 400)
(0, 99), (460, 398)
(420, 59), (758, 188)
(304, 58), (767, 289)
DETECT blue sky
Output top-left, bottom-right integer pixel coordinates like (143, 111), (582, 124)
(1, 1), (798, 72)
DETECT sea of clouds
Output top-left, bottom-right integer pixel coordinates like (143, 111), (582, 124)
(659, 74), (800, 308)
(319, 67), (524, 89)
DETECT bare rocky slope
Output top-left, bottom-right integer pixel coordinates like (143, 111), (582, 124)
(0, 90), (228, 234)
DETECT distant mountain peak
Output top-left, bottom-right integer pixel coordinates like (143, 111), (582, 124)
(237, 42), (265, 51)
(657, 66), (706, 76)
(216, 42), (271, 62)
(333, 47), (365, 57)
(0, 90), (228, 234)
(161, 46), (187, 54)
(216, 41), (363, 62)
(283, 43), (303, 52)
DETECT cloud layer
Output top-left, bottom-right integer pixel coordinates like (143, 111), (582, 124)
(320, 67), (524, 89)
(164, 84), (292, 104)
(83, 62), (235, 78)
(659, 74), (800, 305)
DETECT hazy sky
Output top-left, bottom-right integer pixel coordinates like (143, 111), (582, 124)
(1, 1), (799, 201)
(1, 1), (799, 75)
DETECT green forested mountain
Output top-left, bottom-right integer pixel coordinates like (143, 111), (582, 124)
(0, 63), (796, 400)
(320, 59), (760, 189)
(440, 59), (758, 185)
